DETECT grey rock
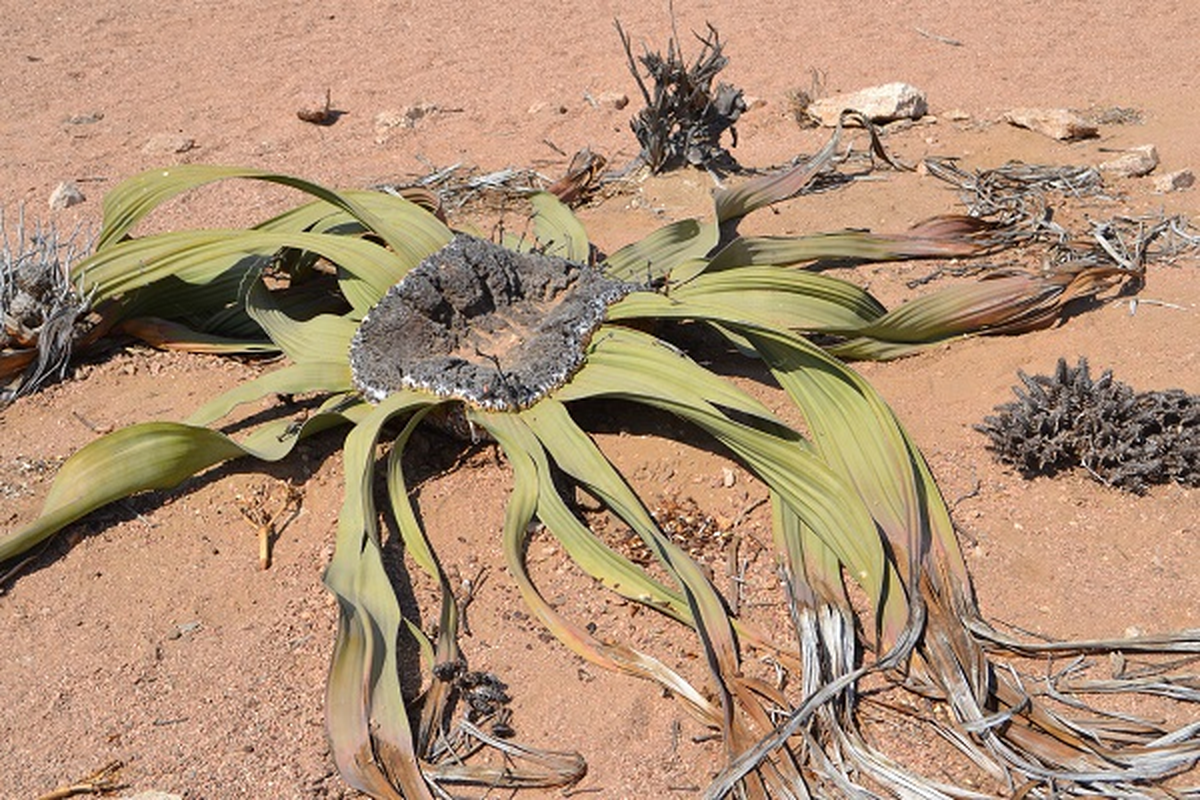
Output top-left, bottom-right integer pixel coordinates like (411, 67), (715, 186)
(593, 90), (629, 110)
(374, 103), (438, 141)
(141, 134), (196, 155)
(1152, 169), (1194, 192)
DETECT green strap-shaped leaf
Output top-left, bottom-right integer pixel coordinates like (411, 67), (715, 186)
(521, 400), (813, 772)
(602, 218), (718, 283)
(323, 391), (434, 799)
(529, 192), (589, 262)
(742, 325), (947, 591)
(382, 406), (468, 749)
(78, 229), (409, 312)
(96, 165), (452, 264)
(619, 296), (917, 642)
(712, 123), (841, 223)
(253, 188), (454, 310)
(556, 327), (888, 613)
(563, 326), (783, 427)
(186, 361), (354, 426)
(610, 268), (886, 333)
(712, 110), (909, 224)
(617, 293), (927, 645)
(488, 406), (693, 619)
(0, 423), (242, 563)
(0, 400), (361, 564)
(245, 279), (359, 365)
(704, 228), (989, 274)
(477, 410), (722, 726)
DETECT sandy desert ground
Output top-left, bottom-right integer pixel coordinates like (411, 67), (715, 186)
(1, 1), (1197, 797)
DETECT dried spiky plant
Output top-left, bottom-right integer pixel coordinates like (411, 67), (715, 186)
(3, 128), (1198, 798)
(979, 357), (1200, 493)
(616, 18), (746, 173)
(0, 209), (90, 402)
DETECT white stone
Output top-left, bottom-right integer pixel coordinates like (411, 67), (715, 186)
(48, 181), (85, 210)
(1099, 144), (1158, 177)
(1003, 108), (1097, 141)
(806, 82), (927, 126)
(594, 90), (629, 110)
(1152, 169), (1194, 192)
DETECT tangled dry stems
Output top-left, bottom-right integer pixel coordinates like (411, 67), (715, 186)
(0, 210), (90, 403)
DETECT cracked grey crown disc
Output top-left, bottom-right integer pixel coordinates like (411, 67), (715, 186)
(349, 234), (637, 411)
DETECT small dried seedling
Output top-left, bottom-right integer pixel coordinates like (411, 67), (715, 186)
(1, 208), (92, 403)
(979, 357), (1200, 493)
(236, 479), (303, 569)
(33, 760), (125, 800)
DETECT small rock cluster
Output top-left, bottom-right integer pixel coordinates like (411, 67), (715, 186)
(978, 358), (1200, 494)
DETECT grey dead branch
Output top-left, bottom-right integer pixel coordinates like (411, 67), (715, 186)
(924, 157), (1200, 275)
(374, 163), (556, 212)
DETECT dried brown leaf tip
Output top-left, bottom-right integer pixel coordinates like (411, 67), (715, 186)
(546, 147), (608, 206)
